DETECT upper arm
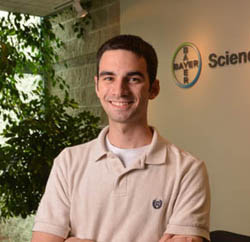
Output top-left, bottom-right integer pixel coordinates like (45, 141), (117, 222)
(31, 231), (64, 242)
(164, 160), (210, 241)
(33, 152), (71, 238)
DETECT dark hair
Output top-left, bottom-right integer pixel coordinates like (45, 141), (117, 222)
(96, 35), (158, 86)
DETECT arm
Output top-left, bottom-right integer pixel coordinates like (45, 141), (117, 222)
(163, 159), (210, 241)
(32, 151), (71, 239)
(32, 151), (96, 242)
(31, 231), (64, 242)
(65, 238), (95, 242)
(159, 234), (203, 242)
(31, 232), (95, 242)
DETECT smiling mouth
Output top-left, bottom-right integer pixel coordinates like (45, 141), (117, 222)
(109, 100), (134, 108)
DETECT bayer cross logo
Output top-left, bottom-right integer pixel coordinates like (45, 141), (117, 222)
(172, 42), (202, 88)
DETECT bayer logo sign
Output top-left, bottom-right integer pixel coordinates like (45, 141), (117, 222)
(172, 42), (202, 88)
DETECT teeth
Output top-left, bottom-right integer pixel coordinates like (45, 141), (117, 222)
(111, 101), (130, 106)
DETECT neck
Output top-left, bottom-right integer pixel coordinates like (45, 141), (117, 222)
(107, 122), (153, 149)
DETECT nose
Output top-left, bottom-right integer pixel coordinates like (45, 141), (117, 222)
(111, 78), (129, 97)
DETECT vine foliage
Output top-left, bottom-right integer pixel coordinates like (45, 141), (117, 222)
(0, 12), (100, 219)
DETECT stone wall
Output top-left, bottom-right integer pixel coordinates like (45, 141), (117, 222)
(51, 0), (120, 124)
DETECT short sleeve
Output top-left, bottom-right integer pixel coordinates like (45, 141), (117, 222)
(32, 150), (71, 238)
(165, 160), (211, 241)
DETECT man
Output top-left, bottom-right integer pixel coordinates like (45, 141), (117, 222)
(32, 35), (210, 242)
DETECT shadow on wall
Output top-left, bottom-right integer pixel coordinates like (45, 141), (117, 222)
(211, 230), (250, 242)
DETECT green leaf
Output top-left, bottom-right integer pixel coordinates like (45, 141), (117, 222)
(0, 6), (99, 220)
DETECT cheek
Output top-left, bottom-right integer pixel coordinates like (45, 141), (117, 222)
(138, 87), (151, 99)
(96, 83), (105, 95)
(97, 86), (111, 101)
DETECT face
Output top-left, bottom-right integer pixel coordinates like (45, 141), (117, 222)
(95, 49), (159, 126)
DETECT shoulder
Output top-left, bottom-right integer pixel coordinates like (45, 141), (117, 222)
(60, 138), (98, 159)
(51, 126), (108, 175)
(156, 131), (207, 175)
(167, 141), (203, 164)
(52, 138), (99, 171)
(166, 142), (209, 188)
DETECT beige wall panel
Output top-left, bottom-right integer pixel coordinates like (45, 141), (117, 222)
(121, 0), (250, 235)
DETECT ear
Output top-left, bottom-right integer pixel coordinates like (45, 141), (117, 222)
(149, 79), (160, 100)
(94, 75), (100, 98)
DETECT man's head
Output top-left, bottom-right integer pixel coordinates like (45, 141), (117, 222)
(96, 35), (158, 87)
(95, 35), (160, 126)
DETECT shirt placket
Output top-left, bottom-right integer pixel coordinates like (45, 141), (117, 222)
(106, 152), (146, 196)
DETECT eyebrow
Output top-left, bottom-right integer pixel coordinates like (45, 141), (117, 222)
(99, 71), (145, 78)
(127, 71), (145, 78)
(99, 71), (115, 77)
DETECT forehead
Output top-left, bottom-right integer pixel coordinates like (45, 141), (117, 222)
(99, 49), (147, 73)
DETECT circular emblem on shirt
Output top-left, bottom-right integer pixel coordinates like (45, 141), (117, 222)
(152, 199), (163, 209)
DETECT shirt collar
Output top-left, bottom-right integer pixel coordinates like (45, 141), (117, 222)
(91, 126), (168, 165)
(91, 126), (109, 162)
(144, 128), (168, 165)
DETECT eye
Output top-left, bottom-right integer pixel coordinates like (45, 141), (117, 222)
(129, 76), (141, 83)
(102, 76), (114, 82)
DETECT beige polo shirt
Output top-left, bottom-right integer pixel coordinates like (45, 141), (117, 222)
(33, 127), (210, 242)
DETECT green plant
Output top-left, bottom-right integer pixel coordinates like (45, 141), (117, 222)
(0, 215), (34, 241)
(0, 12), (100, 219)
